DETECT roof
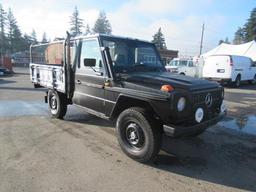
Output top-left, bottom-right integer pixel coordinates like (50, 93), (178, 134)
(74, 33), (152, 44)
(32, 33), (153, 48)
(202, 40), (256, 61)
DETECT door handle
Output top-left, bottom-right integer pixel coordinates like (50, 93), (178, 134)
(77, 80), (81, 84)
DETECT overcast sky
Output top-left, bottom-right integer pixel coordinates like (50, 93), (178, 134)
(1, 0), (255, 56)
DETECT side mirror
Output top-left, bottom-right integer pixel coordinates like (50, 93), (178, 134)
(84, 58), (96, 67)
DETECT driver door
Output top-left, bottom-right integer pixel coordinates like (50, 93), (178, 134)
(73, 38), (106, 114)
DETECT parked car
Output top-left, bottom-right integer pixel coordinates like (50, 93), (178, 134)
(202, 55), (256, 87)
(165, 58), (197, 77)
(0, 67), (6, 75)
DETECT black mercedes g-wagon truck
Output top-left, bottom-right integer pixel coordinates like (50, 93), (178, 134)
(30, 34), (226, 163)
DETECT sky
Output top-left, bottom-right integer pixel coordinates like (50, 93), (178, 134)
(1, 0), (255, 56)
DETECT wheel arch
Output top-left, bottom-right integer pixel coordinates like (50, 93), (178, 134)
(110, 95), (158, 120)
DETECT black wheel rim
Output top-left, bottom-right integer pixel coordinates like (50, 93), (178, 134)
(125, 122), (145, 150)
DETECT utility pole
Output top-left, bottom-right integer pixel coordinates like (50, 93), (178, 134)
(199, 23), (205, 55)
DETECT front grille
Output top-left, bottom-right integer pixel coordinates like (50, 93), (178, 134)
(192, 90), (222, 105)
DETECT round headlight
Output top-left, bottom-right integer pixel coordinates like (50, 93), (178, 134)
(195, 108), (204, 123)
(177, 97), (186, 112)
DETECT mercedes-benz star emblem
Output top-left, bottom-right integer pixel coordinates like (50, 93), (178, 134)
(205, 93), (212, 107)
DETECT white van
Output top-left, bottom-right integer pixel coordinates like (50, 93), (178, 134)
(165, 58), (198, 77)
(203, 55), (256, 87)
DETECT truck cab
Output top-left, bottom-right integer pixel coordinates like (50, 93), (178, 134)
(30, 34), (226, 163)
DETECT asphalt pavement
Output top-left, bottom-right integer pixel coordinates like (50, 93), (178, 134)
(0, 67), (255, 192)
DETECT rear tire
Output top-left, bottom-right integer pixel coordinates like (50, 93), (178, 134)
(116, 107), (162, 163)
(180, 73), (185, 75)
(234, 75), (241, 88)
(48, 90), (67, 119)
(249, 74), (256, 85)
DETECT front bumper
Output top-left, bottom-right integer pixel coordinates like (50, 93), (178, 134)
(163, 111), (226, 137)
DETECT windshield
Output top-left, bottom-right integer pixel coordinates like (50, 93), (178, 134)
(168, 60), (178, 66)
(101, 37), (165, 73)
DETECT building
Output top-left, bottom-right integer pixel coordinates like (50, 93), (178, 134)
(158, 49), (179, 65)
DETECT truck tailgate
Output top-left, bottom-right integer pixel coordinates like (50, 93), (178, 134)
(30, 63), (65, 93)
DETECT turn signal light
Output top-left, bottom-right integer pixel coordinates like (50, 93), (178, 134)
(161, 85), (174, 92)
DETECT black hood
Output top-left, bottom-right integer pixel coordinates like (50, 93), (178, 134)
(122, 72), (220, 92)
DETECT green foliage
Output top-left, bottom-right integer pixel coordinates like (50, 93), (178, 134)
(233, 27), (246, 44)
(92, 11), (112, 34)
(7, 8), (24, 53)
(41, 32), (48, 43)
(218, 37), (230, 45)
(69, 6), (84, 37)
(234, 7), (256, 43)
(246, 7), (256, 41)
(84, 24), (91, 35)
(0, 3), (35, 56)
(152, 28), (167, 50)
(218, 39), (224, 45)
(0, 3), (7, 57)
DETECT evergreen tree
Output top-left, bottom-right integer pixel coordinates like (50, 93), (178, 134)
(0, 3), (7, 57)
(85, 24), (91, 35)
(41, 32), (48, 43)
(245, 7), (256, 41)
(23, 33), (34, 50)
(152, 28), (167, 50)
(233, 27), (246, 44)
(6, 8), (24, 53)
(31, 29), (37, 43)
(92, 10), (112, 34)
(69, 6), (84, 37)
(218, 39), (224, 45)
(224, 37), (230, 44)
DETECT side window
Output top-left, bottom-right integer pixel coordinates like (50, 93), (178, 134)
(188, 61), (193, 67)
(78, 39), (104, 75)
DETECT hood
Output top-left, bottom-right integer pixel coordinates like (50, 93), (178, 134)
(122, 72), (220, 92)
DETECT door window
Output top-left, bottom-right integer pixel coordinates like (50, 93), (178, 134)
(78, 39), (105, 76)
(188, 61), (193, 67)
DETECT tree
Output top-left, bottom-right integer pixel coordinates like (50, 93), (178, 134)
(84, 24), (91, 35)
(224, 37), (230, 44)
(218, 39), (224, 45)
(41, 32), (48, 43)
(245, 7), (256, 41)
(22, 33), (34, 50)
(92, 10), (112, 34)
(6, 8), (24, 53)
(0, 3), (7, 57)
(69, 6), (84, 37)
(235, 7), (256, 42)
(233, 27), (246, 44)
(152, 28), (167, 50)
(31, 29), (37, 43)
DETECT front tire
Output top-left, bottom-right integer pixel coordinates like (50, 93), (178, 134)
(116, 107), (162, 163)
(48, 90), (67, 119)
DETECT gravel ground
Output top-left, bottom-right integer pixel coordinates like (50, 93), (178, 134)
(0, 67), (255, 192)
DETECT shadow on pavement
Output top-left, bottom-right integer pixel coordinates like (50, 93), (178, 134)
(0, 79), (16, 85)
(0, 86), (46, 92)
(63, 108), (256, 191)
